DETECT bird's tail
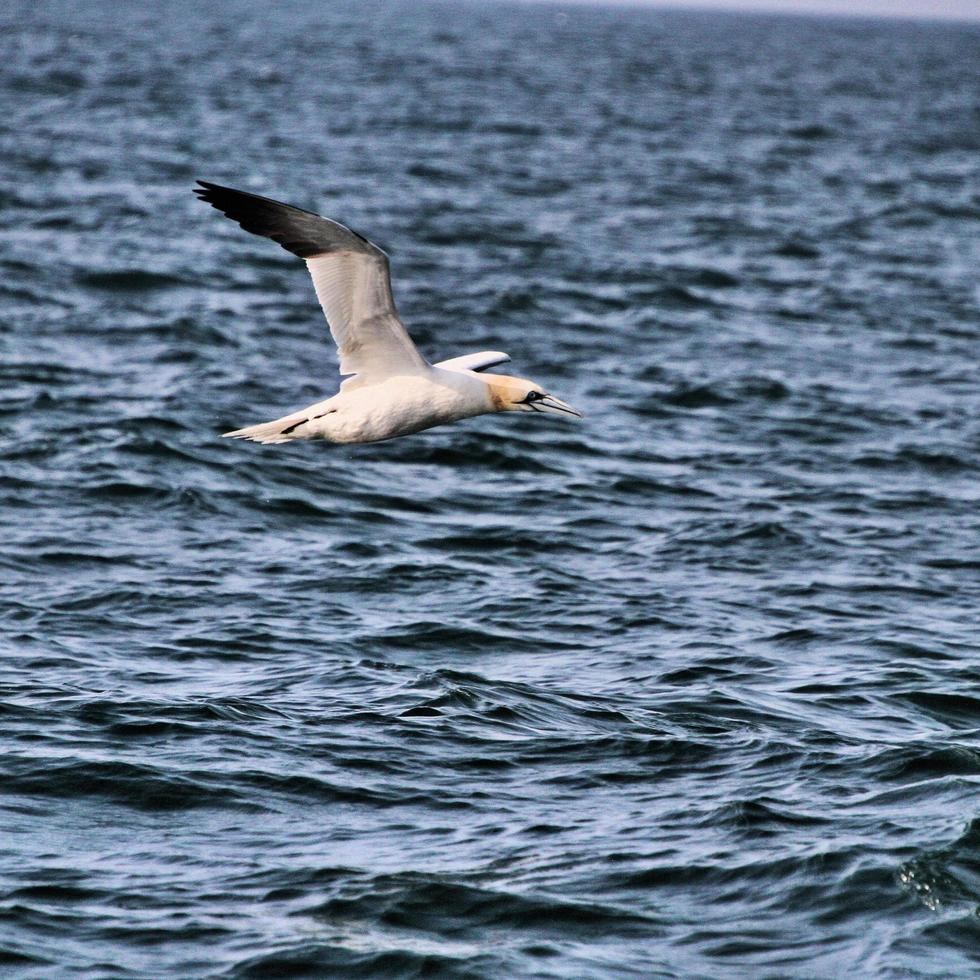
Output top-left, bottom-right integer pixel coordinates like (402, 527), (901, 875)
(223, 412), (310, 445)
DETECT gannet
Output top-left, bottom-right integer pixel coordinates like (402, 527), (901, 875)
(194, 181), (582, 445)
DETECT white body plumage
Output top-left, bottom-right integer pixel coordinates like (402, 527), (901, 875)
(244, 367), (496, 445)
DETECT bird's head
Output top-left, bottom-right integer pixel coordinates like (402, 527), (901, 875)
(484, 375), (583, 419)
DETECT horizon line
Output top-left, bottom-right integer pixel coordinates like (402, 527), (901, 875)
(501, 0), (980, 26)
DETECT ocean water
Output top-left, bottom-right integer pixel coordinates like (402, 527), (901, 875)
(2, 0), (979, 976)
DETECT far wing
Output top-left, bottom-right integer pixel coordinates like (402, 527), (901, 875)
(195, 180), (427, 379)
(435, 351), (511, 373)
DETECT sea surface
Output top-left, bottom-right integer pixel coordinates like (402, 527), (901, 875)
(1, 1), (979, 976)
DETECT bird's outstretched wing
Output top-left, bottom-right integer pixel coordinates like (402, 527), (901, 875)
(194, 181), (427, 380)
(435, 351), (511, 373)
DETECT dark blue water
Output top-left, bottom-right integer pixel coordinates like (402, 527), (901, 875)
(2, 0), (979, 975)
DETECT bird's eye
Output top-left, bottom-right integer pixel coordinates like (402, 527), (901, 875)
(524, 391), (544, 403)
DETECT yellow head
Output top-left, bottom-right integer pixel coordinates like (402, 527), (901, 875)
(483, 374), (583, 419)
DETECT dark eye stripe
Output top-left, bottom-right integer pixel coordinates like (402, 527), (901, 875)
(524, 391), (544, 403)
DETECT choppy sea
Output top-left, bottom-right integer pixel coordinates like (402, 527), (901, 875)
(2, 1), (979, 976)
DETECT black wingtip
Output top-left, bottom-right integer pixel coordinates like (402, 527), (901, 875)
(192, 180), (322, 216)
(191, 180), (380, 260)
(193, 179), (229, 203)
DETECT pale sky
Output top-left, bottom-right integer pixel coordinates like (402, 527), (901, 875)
(519, 0), (980, 23)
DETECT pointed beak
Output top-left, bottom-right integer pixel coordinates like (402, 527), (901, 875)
(535, 394), (583, 419)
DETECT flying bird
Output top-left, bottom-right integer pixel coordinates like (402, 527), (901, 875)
(194, 181), (582, 445)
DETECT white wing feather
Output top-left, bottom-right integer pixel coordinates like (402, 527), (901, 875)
(306, 251), (427, 379)
(434, 351), (511, 373)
